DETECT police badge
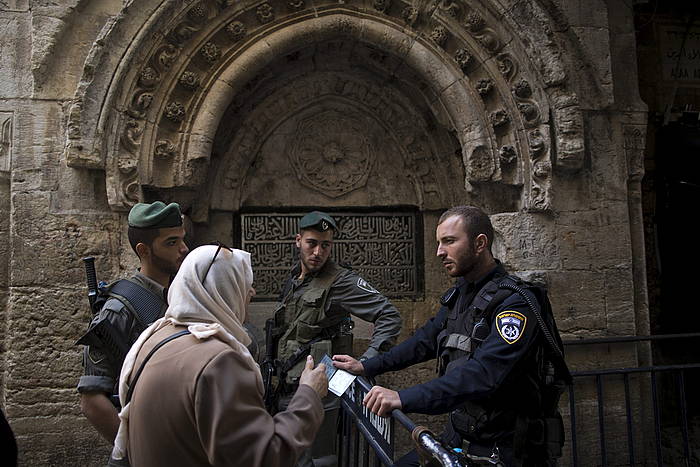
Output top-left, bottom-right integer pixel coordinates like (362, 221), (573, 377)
(495, 311), (527, 344)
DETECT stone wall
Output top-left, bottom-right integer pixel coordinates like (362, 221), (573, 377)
(0, 0), (651, 465)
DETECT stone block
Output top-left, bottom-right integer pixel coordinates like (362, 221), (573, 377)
(491, 212), (560, 271)
(10, 192), (121, 287)
(0, 11), (33, 98)
(547, 270), (606, 336)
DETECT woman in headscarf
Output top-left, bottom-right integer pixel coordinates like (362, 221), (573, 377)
(111, 245), (327, 467)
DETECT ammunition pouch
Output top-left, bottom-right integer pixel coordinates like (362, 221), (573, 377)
(450, 404), (490, 439)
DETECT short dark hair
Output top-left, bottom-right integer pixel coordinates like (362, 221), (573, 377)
(438, 206), (494, 249)
(128, 226), (161, 257)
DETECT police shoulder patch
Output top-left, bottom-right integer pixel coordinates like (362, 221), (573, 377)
(495, 310), (527, 344)
(357, 278), (379, 294)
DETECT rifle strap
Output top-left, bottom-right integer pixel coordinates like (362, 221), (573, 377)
(124, 330), (191, 405)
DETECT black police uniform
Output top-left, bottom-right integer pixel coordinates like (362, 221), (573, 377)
(362, 262), (553, 466)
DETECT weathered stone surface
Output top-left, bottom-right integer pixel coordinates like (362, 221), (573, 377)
(0, 0), (657, 465)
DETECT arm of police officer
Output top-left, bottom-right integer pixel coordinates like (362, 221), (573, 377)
(333, 302), (448, 377)
(396, 293), (540, 415)
(77, 299), (132, 444)
(329, 271), (402, 359)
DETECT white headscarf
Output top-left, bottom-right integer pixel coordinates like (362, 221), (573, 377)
(112, 245), (258, 461)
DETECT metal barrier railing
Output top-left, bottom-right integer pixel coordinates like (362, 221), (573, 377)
(564, 333), (700, 466)
(336, 333), (700, 466)
(338, 376), (466, 467)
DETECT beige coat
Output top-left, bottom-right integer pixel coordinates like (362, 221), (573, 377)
(126, 323), (323, 467)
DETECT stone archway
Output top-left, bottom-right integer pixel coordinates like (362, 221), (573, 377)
(64, 0), (587, 220)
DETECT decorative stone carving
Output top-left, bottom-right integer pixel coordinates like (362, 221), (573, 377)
(200, 42), (221, 63)
(623, 124), (647, 182)
(120, 118), (142, 154)
(240, 213), (419, 299)
(164, 102), (186, 123)
(373, 0), (390, 13)
(476, 78), (493, 96)
(454, 48), (472, 72)
(496, 54), (518, 81)
(499, 145), (516, 165)
(465, 12), (485, 32)
(155, 44), (180, 71)
(257, 3), (274, 23)
(402, 6), (418, 25)
(169, 22), (201, 45)
(127, 91), (153, 119)
(513, 79), (532, 99)
(552, 93), (585, 171)
(138, 67), (160, 89)
(518, 102), (540, 127)
(490, 109), (510, 128)
(430, 26), (448, 48)
(288, 0), (305, 9)
(528, 129), (546, 155)
(0, 112), (12, 172)
(438, 0), (461, 18)
(155, 139), (177, 159)
(226, 21), (247, 41)
(288, 109), (374, 198)
(187, 2), (209, 22)
(178, 71), (200, 91)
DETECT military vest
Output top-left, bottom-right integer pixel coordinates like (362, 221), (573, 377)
(275, 261), (352, 383)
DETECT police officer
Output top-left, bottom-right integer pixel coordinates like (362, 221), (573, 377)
(77, 201), (189, 446)
(273, 211), (402, 467)
(334, 206), (568, 466)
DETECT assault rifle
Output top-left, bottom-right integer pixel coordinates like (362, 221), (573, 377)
(262, 318), (278, 413)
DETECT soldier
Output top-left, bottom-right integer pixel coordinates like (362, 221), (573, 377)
(334, 206), (570, 466)
(76, 201), (189, 446)
(270, 211), (402, 467)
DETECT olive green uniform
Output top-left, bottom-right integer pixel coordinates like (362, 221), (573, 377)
(276, 260), (401, 467)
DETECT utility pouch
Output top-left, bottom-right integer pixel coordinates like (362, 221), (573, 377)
(285, 340), (332, 384)
(296, 321), (323, 342)
(544, 413), (564, 458)
(450, 405), (488, 438)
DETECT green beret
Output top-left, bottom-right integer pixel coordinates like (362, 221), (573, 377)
(128, 202), (183, 229)
(299, 211), (337, 232)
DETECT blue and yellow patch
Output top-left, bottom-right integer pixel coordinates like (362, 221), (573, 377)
(496, 311), (527, 344)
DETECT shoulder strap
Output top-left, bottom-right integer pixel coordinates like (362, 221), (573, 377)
(124, 330), (191, 405)
(108, 279), (165, 326)
(497, 278), (572, 382)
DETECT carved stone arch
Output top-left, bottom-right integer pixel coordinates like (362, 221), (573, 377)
(64, 0), (587, 215)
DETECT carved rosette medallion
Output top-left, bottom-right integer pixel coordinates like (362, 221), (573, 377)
(200, 42), (221, 63)
(164, 102), (186, 123)
(288, 110), (374, 198)
(476, 78), (493, 97)
(257, 3), (274, 23)
(226, 21), (247, 41)
(454, 48), (472, 72)
(179, 71), (200, 91)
